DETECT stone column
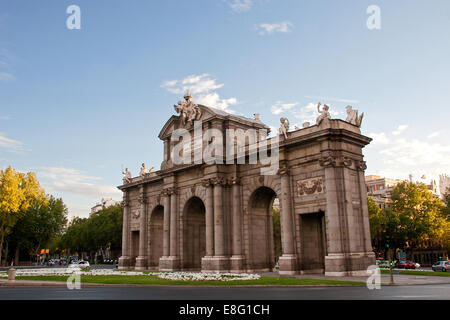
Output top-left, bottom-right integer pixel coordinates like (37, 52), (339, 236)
(201, 179), (215, 272)
(210, 177), (229, 271)
(159, 187), (180, 271)
(278, 166), (297, 275)
(213, 178), (225, 256)
(203, 179), (214, 256)
(135, 187), (147, 270)
(169, 188), (178, 257)
(230, 177), (245, 272)
(162, 190), (170, 257)
(119, 191), (131, 270)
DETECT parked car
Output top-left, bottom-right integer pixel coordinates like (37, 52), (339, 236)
(395, 260), (416, 269)
(432, 261), (450, 272)
(376, 260), (391, 268)
(68, 260), (90, 269)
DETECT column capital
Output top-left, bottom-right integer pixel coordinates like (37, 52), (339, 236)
(278, 166), (290, 176)
(357, 160), (367, 171)
(122, 192), (130, 207)
(228, 177), (241, 186)
(211, 177), (226, 186)
(167, 187), (177, 195)
(201, 178), (213, 188)
(319, 152), (337, 168)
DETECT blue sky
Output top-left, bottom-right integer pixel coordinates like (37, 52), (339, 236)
(1, 0), (449, 218)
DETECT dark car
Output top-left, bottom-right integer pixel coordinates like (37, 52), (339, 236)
(432, 261), (450, 272)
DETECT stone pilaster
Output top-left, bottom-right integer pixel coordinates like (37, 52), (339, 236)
(135, 187), (148, 270)
(201, 179), (215, 271)
(230, 177), (245, 272)
(321, 153), (374, 276)
(159, 187), (180, 271)
(278, 165), (298, 275)
(118, 192), (131, 269)
(209, 177), (230, 271)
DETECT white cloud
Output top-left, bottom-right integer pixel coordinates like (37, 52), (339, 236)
(227, 0), (253, 12)
(256, 21), (293, 35)
(161, 74), (237, 113)
(392, 124), (408, 136)
(0, 72), (14, 82)
(270, 101), (298, 115)
(427, 131), (439, 139)
(0, 132), (24, 152)
(36, 167), (122, 201)
(365, 127), (450, 183)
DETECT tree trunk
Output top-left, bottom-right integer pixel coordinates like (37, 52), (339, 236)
(15, 244), (20, 266)
(0, 231), (3, 265)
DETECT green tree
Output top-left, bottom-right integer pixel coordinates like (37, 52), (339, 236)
(0, 166), (46, 264)
(8, 196), (68, 263)
(60, 204), (123, 260)
(390, 181), (446, 257)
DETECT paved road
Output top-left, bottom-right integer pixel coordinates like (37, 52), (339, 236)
(0, 284), (449, 300)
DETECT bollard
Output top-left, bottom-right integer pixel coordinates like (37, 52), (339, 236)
(8, 268), (16, 281)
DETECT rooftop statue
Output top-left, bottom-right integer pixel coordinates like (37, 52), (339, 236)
(345, 105), (364, 127)
(122, 168), (132, 184)
(174, 91), (202, 126)
(316, 102), (331, 125)
(140, 163), (148, 176)
(278, 117), (289, 139)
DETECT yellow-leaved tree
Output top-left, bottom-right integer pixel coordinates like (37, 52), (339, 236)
(0, 166), (47, 264)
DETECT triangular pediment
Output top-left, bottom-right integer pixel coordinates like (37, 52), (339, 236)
(158, 104), (268, 140)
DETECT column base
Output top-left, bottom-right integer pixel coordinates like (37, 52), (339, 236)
(159, 256), (180, 271)
(324, 252), (376, 276)
(118, 256), (131, 270)
(278, 254), (298, 275)
(230, 255), (245, 273)
(135, 256), (148, 270)
(201, 256), (230, 272)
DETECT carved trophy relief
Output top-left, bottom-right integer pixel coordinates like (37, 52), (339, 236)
(296, 177), (325, 196)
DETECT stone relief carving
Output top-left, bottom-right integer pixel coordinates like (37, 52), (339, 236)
(296, 177), (325, 196)
(132, 208), (140, 219)
(316, 102), (331, 125)
(345, 105), (364, 127)
(174, 91), (202, 126)
(357, 160), (367, 171)
(278, 117), (289, 139)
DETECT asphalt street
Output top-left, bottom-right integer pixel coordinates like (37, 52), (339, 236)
(0, 284), (449, 300)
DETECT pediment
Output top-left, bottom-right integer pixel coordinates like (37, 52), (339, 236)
(158, 104), (269, 140)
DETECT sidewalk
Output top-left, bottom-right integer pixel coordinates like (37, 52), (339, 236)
(1, 273), (450, 287)
(261, 271), (450, 286)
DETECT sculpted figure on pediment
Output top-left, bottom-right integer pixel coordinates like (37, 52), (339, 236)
(174, 91), (202, 126)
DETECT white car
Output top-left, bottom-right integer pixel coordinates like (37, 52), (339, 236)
(68, 260), (90, 269)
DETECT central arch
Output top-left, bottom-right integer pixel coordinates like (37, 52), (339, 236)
(182, 197), (206, 270)
(248, 186), (280, 271)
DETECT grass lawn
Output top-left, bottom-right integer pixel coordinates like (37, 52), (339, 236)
(15, 275), (365, 286)
(380, 269), (450, 277)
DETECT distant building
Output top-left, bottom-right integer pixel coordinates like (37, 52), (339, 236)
(90, 198), (120, 216)
(440, 174), (450, 199)
(365, 175), (402, 209)
(425, 179), (440, 198)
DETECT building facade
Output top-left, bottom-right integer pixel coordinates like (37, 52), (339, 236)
(118, 97), (375, 276)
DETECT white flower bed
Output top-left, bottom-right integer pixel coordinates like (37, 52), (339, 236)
(0, 268), (260, 281)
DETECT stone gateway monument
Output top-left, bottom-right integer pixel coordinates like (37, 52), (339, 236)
(118, 95), (375, 276)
